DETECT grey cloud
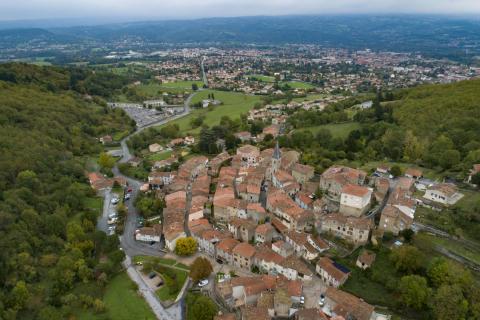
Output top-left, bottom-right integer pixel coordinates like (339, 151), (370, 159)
(1, 0), (479, 21)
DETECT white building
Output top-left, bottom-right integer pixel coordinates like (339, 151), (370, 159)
(424, 183), (464, 206)
(135, 224), (162, 243)
(339, 184), (372, 217)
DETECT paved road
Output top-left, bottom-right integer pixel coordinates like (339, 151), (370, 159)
(96, 92), (199, 319)
(201, 56), (208, 87)
(113, 92), (198, 256)
(97, 189), (113, 233)
(123, 256), (177, 320)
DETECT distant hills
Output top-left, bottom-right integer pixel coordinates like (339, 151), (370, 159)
(1, 15), (480, 60)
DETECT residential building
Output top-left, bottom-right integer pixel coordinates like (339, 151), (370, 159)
(339, 184), (372, 217)
(272, 240), (294, 258)
(316, 257), (350, 288)
(292, 163), (315, 185)
(356, 250), (376, 270)
(135, 224), (162, 243)
(216, 238), (240, 264)
(232, 243), (257, 270)
(322, 287), (375, 320)
(255, 223), (275, 243)
(228, 218), (257, 242)
(424, 183), (464, 205)
(237, 145), (260, 167)
(321, 213), (372, 245)
(319, 166), (367, 201)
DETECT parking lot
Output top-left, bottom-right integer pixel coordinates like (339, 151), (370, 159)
(110, 103), (170, 127)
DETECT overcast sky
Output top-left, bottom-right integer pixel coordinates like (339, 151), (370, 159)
(1, 0), (480, 22)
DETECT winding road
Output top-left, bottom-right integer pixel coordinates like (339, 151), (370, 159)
(98, 92), (198, 320)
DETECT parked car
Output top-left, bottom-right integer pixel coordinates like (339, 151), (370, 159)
(127, 187), (133, 193)
(300, 296), (305, 304)
(198, 279), (209, 287)
(318, 294), (325, 306)
(124, 193), (131, 201)
(148, 272), (156, 279)
(111, 197), (120, 205)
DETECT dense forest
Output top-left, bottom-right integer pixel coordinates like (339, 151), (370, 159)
(0, 63), (134, 319)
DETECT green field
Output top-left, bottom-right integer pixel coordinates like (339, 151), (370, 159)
(160, 80), (204, 89)
(286, 81), (315, 89)
(75, 273), (156, 320)
(299, 122), (361, 139)
(156, 268), (189, 301)
(148, 150), (173, 162)
(247, 74), (276, 82)
(292, 94), (326, 102)
(415, 232), (480, 265)
(157, 90), (261, 135)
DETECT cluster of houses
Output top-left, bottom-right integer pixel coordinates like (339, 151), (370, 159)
(133, 134), (474, 320)
(213, 274), (381, 320)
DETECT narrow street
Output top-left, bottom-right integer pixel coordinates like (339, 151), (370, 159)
(96, 92), (198, 320)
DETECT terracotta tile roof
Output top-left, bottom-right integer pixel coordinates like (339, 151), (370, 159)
(136, 224), (162, 237)
(241, 306), (270, 320)
(405, 167), (423, 178)
(297, 192), (313, 206)
(256, 223), (274, 236)
(325, 287), (374, 320)
(292, 163), (314, 175)
(237, 144), (260, 156)
(271, 218), (288, 234)
(229, 217), (257, 230)
(216, 238), (240, 253)
(321, 166), (367, 186)
(232, 242), (256, 258)
(287, 280), (302, 297)
(188, 218), (212, 236)
(247, 202), (266, 213)
(341, 184), (371, 197)
(309, 236), (329, 251)
(280, 255), (313, 276)
(396, 177), (415, 191)
(428, 183), (458, 197)
(357, 250), (376, 267)
(254, 245), (284, 264)
(295, 308), (329, 320)
(323, 213), (373, 231)
(234, 131), (252, 139)
(317, 257), (350, 282)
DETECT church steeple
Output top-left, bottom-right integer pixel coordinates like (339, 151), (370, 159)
(273, 140), (281, 160)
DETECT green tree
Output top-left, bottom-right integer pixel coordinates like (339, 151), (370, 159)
(432, 284), (468, 320)
(439, 149), (461, 169)
(98, 152), (115, 170)
(175, 237), (197, 256)
(390, 245), (424, 274)
(398, 275), (430, 309)
(190, 257), (213, 282)
(390, 165), (402, 177)
(11, 281), (30, 310)
(192, 83), (198, 91)
(189, 295), (218, 320)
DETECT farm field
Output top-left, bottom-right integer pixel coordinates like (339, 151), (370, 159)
(156, 90), (261, 135)
(160, 80), (204, 89)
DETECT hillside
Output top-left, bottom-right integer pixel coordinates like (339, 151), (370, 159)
(393, 79), (480, 141)
(0, 64), (134, 319)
